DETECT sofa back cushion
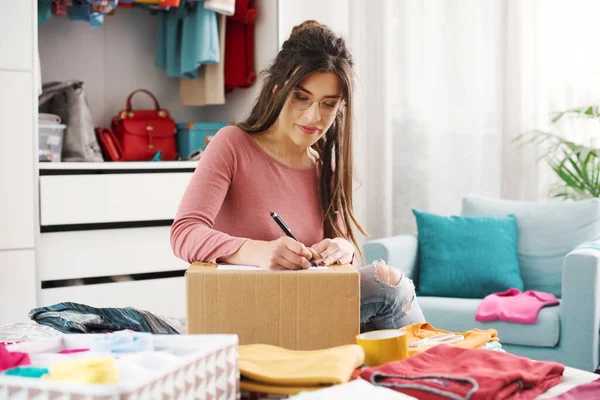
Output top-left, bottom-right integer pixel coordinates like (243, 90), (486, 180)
(462, 195), (600, 297)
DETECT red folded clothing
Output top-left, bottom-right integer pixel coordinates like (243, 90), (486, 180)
(360, 344), (564, 400)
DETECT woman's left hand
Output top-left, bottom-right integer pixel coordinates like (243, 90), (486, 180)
(310, 238), (355, 265)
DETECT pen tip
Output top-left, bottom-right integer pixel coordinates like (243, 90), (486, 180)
(270, 211), (276, 217)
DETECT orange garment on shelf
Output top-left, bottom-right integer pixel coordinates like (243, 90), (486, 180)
(401, 322), (499, 357)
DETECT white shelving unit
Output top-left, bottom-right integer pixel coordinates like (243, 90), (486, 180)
(38, 161), (199, 171)
(0, 0), (278, 322)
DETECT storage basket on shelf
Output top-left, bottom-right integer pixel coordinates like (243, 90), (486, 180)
(176, 122), (228, 158)
(39, 124), (66, 162)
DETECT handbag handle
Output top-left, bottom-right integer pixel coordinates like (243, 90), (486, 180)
(126, 89), (161, 111)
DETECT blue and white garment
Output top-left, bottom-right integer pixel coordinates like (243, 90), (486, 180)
(155, 0), (220, 78)
(29, 302), (179, 334)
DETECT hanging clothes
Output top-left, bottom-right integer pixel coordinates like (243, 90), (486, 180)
(224, 0), (256, 92)
(155, 0), (220, 78)
(204, 0), (235, 16)
(51, 0), (68, 17)
(179, 13), (226, 106)
(67, 0), (112, 28)
(118, 0), (135, 8)
(38, 0), (53, 25)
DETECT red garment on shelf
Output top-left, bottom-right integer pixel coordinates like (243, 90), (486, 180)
(224, 0), (257, 92)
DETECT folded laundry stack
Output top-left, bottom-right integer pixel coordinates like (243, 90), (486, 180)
(238, 344), (365, 396)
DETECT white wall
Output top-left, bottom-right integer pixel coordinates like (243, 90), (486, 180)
(278, 0), (349, 46)
(38, 0), (278, 127)
(0, 0), (38, 323)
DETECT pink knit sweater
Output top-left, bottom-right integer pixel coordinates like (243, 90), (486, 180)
(170, 126), (326, 263)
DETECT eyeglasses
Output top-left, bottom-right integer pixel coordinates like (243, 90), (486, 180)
(289, 90), (345, 117)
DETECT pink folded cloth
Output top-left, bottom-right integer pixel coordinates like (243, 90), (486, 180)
(0, 344), (30, 372)
(547, 378), (600, 399)
(475, 288), (560, 324)
(58, 348), (89, 354)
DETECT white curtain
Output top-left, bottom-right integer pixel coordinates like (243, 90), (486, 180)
(348, 0), (600, 240)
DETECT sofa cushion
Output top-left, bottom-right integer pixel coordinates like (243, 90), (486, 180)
(413, 209), (523, 298)
(418, 296), (560, 348)
(462, 195), (600, 298)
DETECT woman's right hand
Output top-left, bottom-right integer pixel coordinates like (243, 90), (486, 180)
(260, 236), (316, 270)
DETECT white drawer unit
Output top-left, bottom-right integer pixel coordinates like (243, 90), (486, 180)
(35, 163), (196, 316)
(38, 277), (186, 317)
(38, 227), (189, 281)
(39, 170), (193, 228)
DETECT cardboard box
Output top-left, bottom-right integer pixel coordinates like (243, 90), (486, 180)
(186, 264), (360, 351)
(0, 334), (238, 400)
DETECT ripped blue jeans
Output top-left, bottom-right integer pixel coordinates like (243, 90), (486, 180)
(360, 260), (426, 332)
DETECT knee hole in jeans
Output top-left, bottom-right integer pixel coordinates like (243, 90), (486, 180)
(373, 261), (402, 286)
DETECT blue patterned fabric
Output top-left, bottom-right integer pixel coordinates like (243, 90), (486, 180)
(29, 302), (178, 334)
(413, 209), (523, 299)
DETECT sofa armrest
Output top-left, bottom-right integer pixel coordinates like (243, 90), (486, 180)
(560, 242), (600, 371)
(362, 234), (418, 279)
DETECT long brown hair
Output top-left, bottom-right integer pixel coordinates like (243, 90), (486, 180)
(238, 20), (367, 259)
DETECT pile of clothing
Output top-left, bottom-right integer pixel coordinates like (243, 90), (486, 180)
(238, 322), (572, 400)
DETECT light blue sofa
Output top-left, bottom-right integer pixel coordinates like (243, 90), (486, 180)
(363, 195), (600, 371)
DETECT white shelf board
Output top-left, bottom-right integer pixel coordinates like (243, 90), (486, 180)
(39, 161), (199, 170)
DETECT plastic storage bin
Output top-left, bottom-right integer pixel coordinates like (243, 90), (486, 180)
(39, 124), (66, 162)
(176, 122), (228, 158)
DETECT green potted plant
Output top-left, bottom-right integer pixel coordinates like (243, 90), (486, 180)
(517, 105), (600, 200)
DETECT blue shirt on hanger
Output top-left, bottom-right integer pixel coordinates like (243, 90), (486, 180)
(155, 0), (220, 79)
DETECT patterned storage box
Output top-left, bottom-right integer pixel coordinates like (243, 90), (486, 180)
(0, 334), (239, 400)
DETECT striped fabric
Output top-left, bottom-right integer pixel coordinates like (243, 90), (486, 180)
(29, 302), (179, 334)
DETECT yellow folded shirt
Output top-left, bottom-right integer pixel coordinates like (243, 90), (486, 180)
(238, 344), (364, 394)
(44, 355), (119, 384)
(401, 322), (499, 356)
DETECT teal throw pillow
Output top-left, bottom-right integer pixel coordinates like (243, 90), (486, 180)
(413, 209), (523, 299)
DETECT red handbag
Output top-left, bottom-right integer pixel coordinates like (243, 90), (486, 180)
(111, 89), (177, 161)
(95, 127), (123, 161)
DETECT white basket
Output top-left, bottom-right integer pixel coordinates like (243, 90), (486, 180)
(39, 123), (66, 162)
(0, 334), (239, 399)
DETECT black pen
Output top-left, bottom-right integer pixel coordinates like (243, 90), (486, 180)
(270, 211), (318, 267)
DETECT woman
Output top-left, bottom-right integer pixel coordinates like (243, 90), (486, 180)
(171, 20), (425, 331)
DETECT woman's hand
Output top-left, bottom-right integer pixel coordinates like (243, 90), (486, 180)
(259, 236), (316, 270)
(310, 238), (355, 265)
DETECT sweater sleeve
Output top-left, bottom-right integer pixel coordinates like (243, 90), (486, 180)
(170, 126), (250, 263)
